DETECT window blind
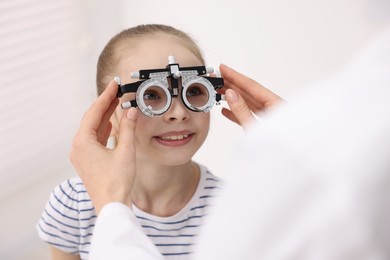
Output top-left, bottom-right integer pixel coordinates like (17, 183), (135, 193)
(0, 0), (91, 199)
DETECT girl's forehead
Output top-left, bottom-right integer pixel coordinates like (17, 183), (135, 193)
(116, 37), (202, 72)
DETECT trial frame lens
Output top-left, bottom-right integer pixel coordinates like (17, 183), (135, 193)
(181, 76), (216, 113)
(136, 79), (171, 117)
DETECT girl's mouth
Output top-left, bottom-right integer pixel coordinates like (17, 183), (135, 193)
(159, 134), (189, 141)
(154, 133), (194, 146)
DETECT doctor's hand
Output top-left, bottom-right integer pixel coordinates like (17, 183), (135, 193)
(219, 64), (283, 129)
(69, 79), (137, 214)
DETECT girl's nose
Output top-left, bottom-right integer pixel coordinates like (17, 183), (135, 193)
(163, 97), (190, 122)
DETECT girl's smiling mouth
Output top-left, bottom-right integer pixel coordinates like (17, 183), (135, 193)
(154, 131), (194, 146)
(159, 134), (189, 141)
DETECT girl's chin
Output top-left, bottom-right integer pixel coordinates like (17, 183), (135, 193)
(138, 152), (195, 166)
(157, 155), (194, 166)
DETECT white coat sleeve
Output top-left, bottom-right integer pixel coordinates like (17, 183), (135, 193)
(89, 202), (164, 260)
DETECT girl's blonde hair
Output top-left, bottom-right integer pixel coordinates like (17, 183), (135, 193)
(96, 24), (205, 96)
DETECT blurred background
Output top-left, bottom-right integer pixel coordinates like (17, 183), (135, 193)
(0, 0), (388, 259)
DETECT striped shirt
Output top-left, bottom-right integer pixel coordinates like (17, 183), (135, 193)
(37, 164), (221, 260)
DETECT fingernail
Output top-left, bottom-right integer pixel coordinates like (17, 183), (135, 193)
(126, 107), (137, 120)
(226, 89), (238, 103)
(114, 76), (121, 85)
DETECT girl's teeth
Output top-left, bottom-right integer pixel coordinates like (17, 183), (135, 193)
(160, 134), (189, 140)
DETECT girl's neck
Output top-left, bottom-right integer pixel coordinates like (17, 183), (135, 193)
(131, 160), (200, 217)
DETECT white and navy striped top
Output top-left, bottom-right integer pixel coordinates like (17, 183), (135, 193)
(37, 163), (221, 260)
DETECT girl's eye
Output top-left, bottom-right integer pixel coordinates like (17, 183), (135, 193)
(187, 86), (203, 97)
(144, 91), (160, 100)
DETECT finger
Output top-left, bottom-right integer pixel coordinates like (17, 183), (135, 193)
(80, 80), (119, 135)
(221, 74), (266, 112)
(223, 76), (281, 112)
(97, 121), (112, 146)
(219, 65), (266, 111)
(223, 79), (265, 111)
(220, 64), (282, 109)
(226, 78), (281, 111)
(116, 107), (138, 159)
(96, 98), (118, 142)
(221, 107), (240, 125)
(225, 89), (255, 127)
(220, 64), (262, 95)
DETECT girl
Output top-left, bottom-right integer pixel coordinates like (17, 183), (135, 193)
(37, 24), (222, 260)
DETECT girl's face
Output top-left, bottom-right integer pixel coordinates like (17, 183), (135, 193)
(113, 36), (210, 166)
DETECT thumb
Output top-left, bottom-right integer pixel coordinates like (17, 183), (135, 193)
(116, 107), (137, 155)
(225, 89), (255, 128)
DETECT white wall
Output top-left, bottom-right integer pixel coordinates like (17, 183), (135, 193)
(0, 0), (388, 259)
(0, 1), (121, 259)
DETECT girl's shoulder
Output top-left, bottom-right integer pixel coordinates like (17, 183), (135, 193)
(52, 177), (90, 202)
(47, 177), (94, 216)
(197, 163), (223, 188)
(37, 177), (96, 255)
(191, 163), (223, 209)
